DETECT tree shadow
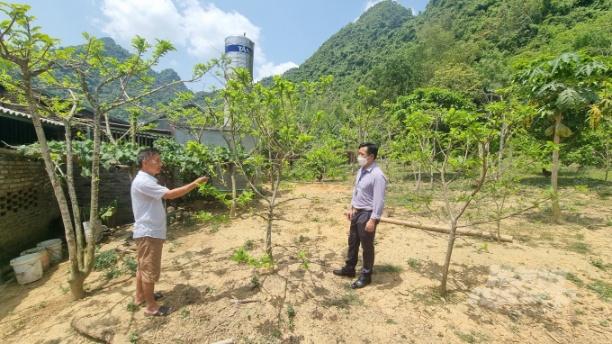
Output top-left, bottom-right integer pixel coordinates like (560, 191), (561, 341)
(563, 212), (608, 229)
(372, 264), (404, 290)
(519, 173), (611, 190)
(163, 283), (203, 311)
(411, 260), (489, 292)
(523, 207), (608, 229)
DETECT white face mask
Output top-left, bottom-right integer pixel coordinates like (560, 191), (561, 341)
(357, 155), (368, 167)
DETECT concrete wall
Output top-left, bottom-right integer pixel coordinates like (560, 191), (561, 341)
(0, 149), (60, 265)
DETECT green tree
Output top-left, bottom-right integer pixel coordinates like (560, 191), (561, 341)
(0, 2), (95, 299)
(391, 87), (496, 294)
(227, 73), (328, 259)
(0, 2), (212, 299)
(518, 52), (609, 222)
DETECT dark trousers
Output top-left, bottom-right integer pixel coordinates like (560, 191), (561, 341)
(345, 210), (376, 274)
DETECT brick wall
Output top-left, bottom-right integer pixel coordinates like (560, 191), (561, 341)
(0, 149), (60, 265)
(74, 166), (135, 227)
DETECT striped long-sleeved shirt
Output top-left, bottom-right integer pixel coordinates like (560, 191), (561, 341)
(351, 163), (387, 220)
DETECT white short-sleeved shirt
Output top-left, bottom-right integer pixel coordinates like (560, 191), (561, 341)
(131, 170), (170, 239)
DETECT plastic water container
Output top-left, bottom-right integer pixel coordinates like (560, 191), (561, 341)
(20, 247), (50, 271)
(10, 253), (44, 285)
(37, 239), (63, 264)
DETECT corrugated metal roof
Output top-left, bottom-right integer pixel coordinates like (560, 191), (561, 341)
(0, 105), (172, 138)
(0, 105), (64, 127)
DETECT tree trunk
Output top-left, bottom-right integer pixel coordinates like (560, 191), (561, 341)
(69, 272), (86, 300)
(416, 165), (422, 191)
(605, 142), (610, 182)
(229, 164), (237, 218)
(497, 119), (507, 180)
(551, 114), (562, 223)
(130, 115), (136, 145)
(266, 207), (273, 258)
(23, 74), (82, 298)
(83, 108), (103, 275)
(103, 113), (116, 144)
(440, 219), (458, 295)
(429, 166), (435, 190)
(64, 120), (85, 270)
(265, 167), (282, 260)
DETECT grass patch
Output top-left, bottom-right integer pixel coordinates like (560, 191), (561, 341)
(324, 291), (362, 309)
(123, 256), (137, 276)
(590, 257), (609, 271)
(378, 264), (403, 273)
(250, 275), (261, 289)
(94, 249), (118, 270)
(294, 234), (309, 244)
(538, 231), (555, 241)
(297, 250), (310, 270)
(126, 302), (139, 313)
(194, 211), (229, 232)
(587, 280), (612, 301)
(129, 332), (139, 344)
(231, 247), (274, 269)
(243, 239), (255, 251)
(287, 304), (296, 329)
(105, 267), (121, 280)
(454, 330), (488, 343)
(565, 272), (584, 287)
(407, 258), (422, 270)
(567, 242), (590, 254)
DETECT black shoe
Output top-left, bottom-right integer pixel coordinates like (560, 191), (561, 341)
(350, 274), (371, 289)
(332, 267), (356, 278)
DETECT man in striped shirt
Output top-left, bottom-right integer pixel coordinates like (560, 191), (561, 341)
(333, 143), (387, 289)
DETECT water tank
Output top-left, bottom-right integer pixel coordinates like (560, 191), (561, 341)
(224, 36), (254, 80)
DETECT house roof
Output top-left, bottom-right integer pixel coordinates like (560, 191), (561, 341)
(0, 104), (65, 127)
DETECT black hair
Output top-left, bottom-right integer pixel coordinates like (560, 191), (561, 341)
(137, 147), (161, 168)
(359, 142), (378, 159)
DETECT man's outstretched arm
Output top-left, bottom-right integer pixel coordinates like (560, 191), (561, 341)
(163, 176), (208, 200)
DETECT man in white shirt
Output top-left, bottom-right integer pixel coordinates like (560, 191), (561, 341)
(131, 147), (207, 316)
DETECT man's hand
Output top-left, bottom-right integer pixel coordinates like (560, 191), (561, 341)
(346, 209), (355, 221)
(365, 219), (377, 233)
(193, 176), (208, 186)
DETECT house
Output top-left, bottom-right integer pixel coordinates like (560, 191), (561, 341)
(0, 86), (172, 266)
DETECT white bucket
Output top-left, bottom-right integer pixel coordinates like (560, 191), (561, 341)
(37, 239), (63, 264)
(10, 253), (43, 285)
(20, 247), (50, 271)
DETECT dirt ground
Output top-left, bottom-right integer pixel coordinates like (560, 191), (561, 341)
(0, 179), (610, 344)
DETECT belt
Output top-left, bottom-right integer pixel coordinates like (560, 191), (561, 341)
(354, 208), (372, 213)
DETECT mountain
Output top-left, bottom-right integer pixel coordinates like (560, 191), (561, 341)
(282, 0), (611, 102)
(60, 37), (190, 121)
(283, 1), (413, 90)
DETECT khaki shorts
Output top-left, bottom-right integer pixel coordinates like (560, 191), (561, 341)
(136, 237), (165, 283)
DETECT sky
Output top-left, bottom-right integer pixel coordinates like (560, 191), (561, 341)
(18, 0), (429, 91)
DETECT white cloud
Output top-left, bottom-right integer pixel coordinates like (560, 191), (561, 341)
(256, 62), (298, 80)
(100, 0), (186, 45)
(364, 0), (384, 11)
(98, 0), (296, 81)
